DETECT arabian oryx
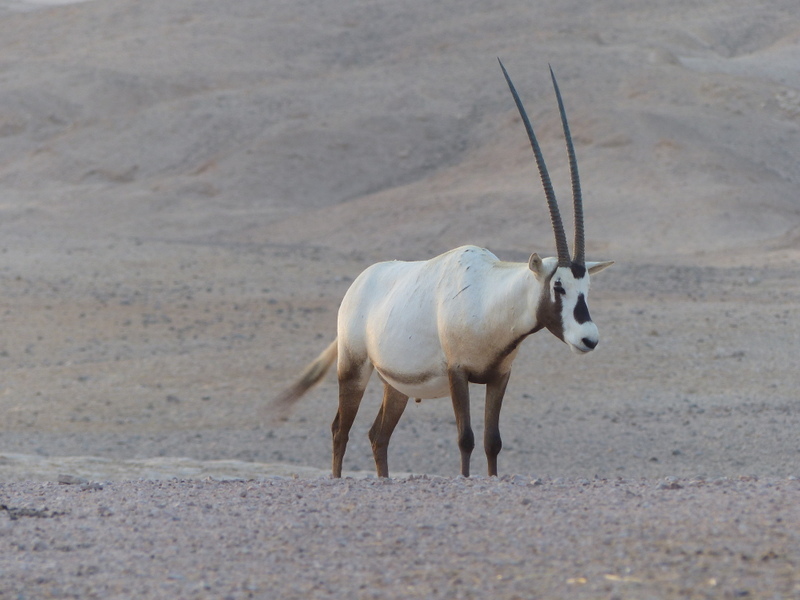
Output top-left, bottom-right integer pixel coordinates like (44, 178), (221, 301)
(271, 60), (613, 478)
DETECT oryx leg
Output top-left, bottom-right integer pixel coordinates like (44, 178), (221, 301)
(448, 369), (475, 477)
(368, 383), (409, 478)
(331, 357), (373, 478)
(484, 371), (511, 477)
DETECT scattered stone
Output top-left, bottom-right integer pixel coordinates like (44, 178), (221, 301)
(1, 504), (66, 520)
(59, 474), (89, 486)
(657, 477), (683, 490)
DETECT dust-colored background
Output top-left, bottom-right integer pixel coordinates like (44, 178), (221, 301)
(0, 0), (799, 598)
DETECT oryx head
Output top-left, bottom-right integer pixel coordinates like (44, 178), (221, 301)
(500, 60), (613, 354)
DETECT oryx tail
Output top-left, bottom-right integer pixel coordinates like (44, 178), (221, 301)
(270, 339), (338, 421)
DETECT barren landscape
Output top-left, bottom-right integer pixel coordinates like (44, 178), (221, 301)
(0, 0), (799, 597)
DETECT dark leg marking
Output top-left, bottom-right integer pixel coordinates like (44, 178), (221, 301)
(331, 366), (370, 478)
(448, 369), (474, 477)
(368, 383), (410, 478)
(484, 371), (511, 477)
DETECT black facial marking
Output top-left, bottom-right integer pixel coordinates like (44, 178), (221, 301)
(570, 263), (586, 279)
(536, 270), (565, 342)
(573, 293), (591, 324)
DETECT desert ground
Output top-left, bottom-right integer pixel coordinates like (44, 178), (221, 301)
(0, 0), (799, 597)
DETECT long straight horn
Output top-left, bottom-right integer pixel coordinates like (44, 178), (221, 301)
(499, 59), (570, 267)
(549, 65), (584, 266)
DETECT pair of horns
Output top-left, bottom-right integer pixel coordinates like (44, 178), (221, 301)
(498, 59), (585, 267)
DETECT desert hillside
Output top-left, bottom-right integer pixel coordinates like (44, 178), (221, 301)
(0, 0), (797, 480)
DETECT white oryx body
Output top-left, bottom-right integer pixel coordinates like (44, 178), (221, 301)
(340, 245), (605, 401)
(343, 246), (532, 401)
(270, 61), (613, 478)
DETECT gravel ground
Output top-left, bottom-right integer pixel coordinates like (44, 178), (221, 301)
(2, 475), (800, 600)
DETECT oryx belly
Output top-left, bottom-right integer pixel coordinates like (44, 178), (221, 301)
(376, 368), (451, 400)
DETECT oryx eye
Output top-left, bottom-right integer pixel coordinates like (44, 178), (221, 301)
(553, 281), (566, 296)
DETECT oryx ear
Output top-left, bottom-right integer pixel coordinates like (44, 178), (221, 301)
(528, 253), (545, 279)
(587, 260), (614, 275)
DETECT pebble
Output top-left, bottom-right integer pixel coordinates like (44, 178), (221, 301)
(657, 476), (683, 490)
(58, 474), (89, 486)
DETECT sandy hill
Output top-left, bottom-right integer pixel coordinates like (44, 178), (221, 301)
(0, 0), (797, 479)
